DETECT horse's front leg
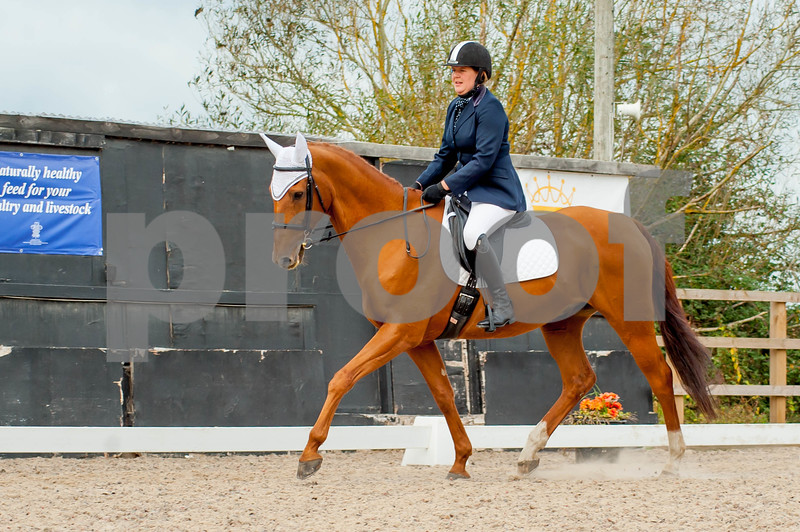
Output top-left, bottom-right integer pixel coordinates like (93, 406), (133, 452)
(297, 324), (420, 480)
(407, 342), (472, 479)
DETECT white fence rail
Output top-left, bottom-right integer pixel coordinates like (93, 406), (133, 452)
(0, 417), (798, 466)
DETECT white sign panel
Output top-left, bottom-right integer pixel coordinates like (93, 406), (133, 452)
(517, 168), (629, 214)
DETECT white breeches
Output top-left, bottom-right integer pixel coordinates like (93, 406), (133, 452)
(462, 201), (516, 250)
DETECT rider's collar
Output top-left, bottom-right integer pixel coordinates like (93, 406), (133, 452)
(472, 84), (487, 106)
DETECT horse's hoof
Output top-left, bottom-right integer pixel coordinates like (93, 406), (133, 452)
(516, 458), (540, 476)
(659, 467), (679, 478)
(297, 458), (323, 480)
(446, 471), (471, 480)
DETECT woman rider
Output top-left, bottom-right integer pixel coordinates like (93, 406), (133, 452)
(415, 41), (526, 331)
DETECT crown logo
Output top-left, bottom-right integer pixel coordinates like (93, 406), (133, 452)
(525, 174), (575, 211)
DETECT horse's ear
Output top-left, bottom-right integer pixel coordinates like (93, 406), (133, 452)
(293, 132), (309, 164)
(259, 133), (284, 158)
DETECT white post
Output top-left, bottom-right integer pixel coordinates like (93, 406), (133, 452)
(401, 416), (454, 466)
(594, 0), (614, 161)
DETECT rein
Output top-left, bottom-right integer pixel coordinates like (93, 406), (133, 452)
(272, 158), (435, 257)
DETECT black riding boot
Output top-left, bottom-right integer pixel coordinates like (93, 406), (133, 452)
(475, 234), (515, 332)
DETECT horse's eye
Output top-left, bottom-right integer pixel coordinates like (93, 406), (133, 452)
(293, 191), (304, 201)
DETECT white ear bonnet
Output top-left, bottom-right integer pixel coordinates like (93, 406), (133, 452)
(260, 132), (313, 200)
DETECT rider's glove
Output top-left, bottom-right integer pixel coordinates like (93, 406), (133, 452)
(421, 182), (448, 204)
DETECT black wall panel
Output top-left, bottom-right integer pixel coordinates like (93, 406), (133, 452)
(132, 349), (326, 426)
(0, 299), (106, 348)
(390, 341), (470, 416)
(0, 348), (121, 426)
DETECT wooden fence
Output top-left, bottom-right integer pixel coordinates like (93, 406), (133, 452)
(658, 289), (800, 423)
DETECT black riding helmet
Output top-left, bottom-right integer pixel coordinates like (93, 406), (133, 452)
(445, 41), (492, 81)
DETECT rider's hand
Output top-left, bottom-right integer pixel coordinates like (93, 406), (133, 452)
(422, 182), (448, 204)
(410, 181), (423, 190)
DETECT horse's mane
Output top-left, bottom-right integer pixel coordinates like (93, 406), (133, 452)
(311, 142), (405, 191)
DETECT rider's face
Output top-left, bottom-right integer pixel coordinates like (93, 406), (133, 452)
(451, 66), (479, 96)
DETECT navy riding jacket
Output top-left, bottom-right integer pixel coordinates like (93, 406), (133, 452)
(417, 86), (526, 212)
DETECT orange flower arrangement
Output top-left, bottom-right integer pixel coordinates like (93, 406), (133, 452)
(565, 390), (636, 425)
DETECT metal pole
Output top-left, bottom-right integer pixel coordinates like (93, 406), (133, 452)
(594, 0), (614, 161)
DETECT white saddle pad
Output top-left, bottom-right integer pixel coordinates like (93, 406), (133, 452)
(439, 197), (559, 287)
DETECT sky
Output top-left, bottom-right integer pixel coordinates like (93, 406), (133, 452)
(0, 0), (208, 125)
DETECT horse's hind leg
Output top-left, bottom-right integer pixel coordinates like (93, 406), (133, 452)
(407, 342), (472, 479)
(605, 318), (685, 475)
(517, 313), (596, 476)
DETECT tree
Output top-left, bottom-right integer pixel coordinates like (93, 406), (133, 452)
(183, 0), (800, 419)
(188, 0), (800, 279)
(615, 0), (800, 287)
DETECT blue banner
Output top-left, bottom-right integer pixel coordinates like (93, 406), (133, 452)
(0, 151), (102, 255)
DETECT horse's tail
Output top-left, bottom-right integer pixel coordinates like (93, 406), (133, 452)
(637, 221), (717, 419)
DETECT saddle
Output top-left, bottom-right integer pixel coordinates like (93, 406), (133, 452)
(445, 195), (531, 275)
(437, 195), (530, 339)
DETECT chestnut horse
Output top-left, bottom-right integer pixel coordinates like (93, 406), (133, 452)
(262, 133), (714, 480)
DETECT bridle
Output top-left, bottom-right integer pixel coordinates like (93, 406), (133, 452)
(271, 155), (327, 250)
(271, 155), (435, 257)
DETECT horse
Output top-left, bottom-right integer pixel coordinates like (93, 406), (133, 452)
(261, 132), (715, 480)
